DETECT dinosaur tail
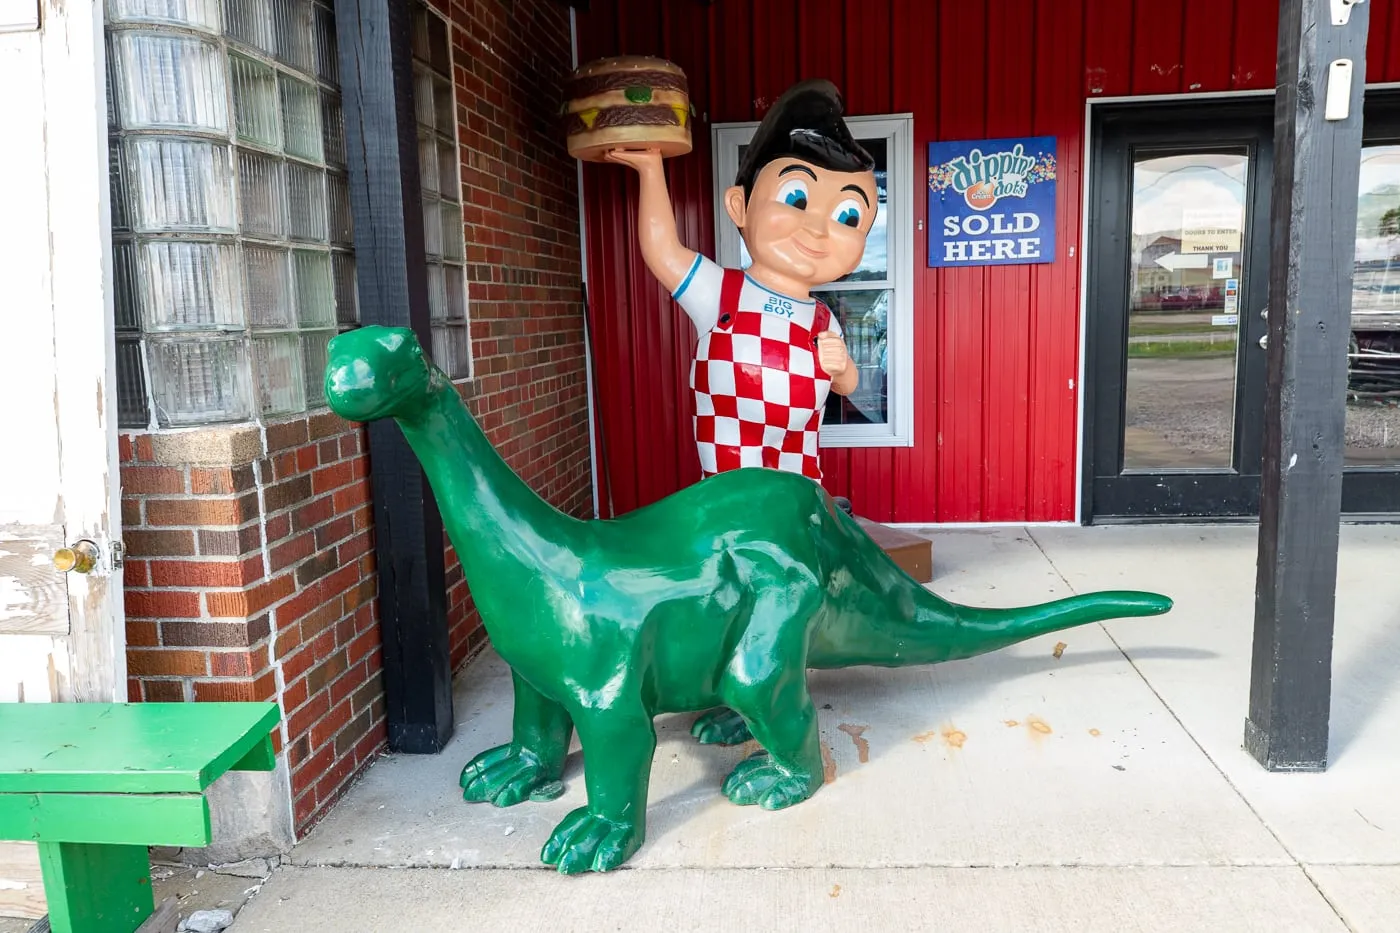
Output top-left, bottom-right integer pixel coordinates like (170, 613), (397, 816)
(807, 516), (1172, 669)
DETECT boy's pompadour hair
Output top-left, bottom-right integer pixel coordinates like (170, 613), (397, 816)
(735, 79), (874, 199)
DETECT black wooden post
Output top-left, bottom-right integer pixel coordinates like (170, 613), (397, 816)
(334, 0), (453, 753)
(1246, 0), (1371, 771)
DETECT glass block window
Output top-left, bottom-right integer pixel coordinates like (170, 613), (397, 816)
(411, 1), (471, 380)
(108, 0), (359, 429)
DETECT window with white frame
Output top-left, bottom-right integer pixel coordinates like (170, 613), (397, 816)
(712, 114), (914, 447)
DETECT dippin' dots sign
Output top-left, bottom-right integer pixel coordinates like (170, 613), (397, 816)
(928, 136), (1057, 268)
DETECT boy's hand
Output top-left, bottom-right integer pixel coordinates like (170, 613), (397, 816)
(604, 147), (665, 177)
(815, 331), (852, 379)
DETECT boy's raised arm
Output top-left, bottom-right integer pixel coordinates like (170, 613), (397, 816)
(605, 148), (698, 294)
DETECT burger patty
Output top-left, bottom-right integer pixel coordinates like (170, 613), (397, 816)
(565, 104), (684, 135)
(565, 69), (689, 100)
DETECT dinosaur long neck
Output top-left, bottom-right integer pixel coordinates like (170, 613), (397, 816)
(395, 379), (581, 595)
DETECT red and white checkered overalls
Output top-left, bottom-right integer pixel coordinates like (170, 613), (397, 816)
(689, 266), (834, 481)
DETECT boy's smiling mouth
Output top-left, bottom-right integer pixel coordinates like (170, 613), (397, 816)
(791, 239), (829, 259)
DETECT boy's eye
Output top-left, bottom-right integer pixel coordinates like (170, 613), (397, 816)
(832, 199), (863, 228)
(777, 179), (809, 210)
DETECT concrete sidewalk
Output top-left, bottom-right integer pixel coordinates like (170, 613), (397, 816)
(229, 524), (1400, 932)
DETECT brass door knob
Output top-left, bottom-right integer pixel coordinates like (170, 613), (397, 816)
(54, 540), (101, 574)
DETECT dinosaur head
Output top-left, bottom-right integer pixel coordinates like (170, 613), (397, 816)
(324, 326), (439, 423)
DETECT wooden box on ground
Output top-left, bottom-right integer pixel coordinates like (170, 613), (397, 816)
(855, 517), (933, 584)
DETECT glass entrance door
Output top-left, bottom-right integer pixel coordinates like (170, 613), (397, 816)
(1086, 103), (1273, 518)
(1086, 98), (1400, 520)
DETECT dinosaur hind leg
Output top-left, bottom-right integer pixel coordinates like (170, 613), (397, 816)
(461, 671), (573, 806)
(691, 706), (753, 745)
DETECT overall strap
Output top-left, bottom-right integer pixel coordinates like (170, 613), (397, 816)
(812, 300), (832, 335)
(719, 268), (744, 321)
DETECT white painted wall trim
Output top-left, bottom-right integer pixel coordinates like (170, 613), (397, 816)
(569, 7), (601, 520)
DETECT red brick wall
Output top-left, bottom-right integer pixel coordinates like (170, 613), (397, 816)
(120, 412), (386, 834)
(434, 0), (593, 668)
(117, 0), (591, 841)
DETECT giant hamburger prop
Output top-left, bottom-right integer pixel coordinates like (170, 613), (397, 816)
(562, 55), (694, 162)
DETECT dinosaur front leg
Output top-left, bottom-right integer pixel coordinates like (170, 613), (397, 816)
(541, 704), (655, 874)
(461, 671), (574, 807)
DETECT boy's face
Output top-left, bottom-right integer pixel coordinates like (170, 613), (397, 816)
(725, 157), (879, 288)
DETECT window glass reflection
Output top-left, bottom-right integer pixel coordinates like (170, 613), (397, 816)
(1348, 145), (1400, 466)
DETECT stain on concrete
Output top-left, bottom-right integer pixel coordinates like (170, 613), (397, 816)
(1027, 716), (1053, 738)
(941, 727), (967, 749)
(1053, 641), (1067, 659)
(829, 883), (842, 898)
(912, 730), (937, 744)
(820, 740), (837, 784)
(1003, 719), (1019, 728)
(1089, 728), (1101, 737)
(837, 723), (869, 763)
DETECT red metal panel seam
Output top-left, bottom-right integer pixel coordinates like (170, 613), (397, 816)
(1230, 0), (1277, 90)
(892, 0), (937, 522)
(935, 0), (988, 522)
(1182, 0), (1234, 92)
(632, 0), (665, 508)
(1055, 0), (1088, 521)
(660, 0), (686, 497)
(1369, 0), (1390, 81)
(1084, 0), (1134, 98)
(1131, 0), (1184, 96)
(1386, 0), (1400, 82)
(984, 0), (1035, 521)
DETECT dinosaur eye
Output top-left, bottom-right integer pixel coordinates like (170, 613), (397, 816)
(777, 178), (809, 210)
(832, 198), (864, 228)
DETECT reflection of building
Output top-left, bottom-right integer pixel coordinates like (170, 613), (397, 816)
(1132, 235), (1235, 312)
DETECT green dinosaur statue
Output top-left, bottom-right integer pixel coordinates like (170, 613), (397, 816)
(324, 326), (1173, 876)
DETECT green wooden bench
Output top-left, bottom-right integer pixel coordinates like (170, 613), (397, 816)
(0, 702), (281, 933)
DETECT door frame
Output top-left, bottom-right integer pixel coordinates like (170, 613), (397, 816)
(1081, 97), (1276, 522)
(0, 0), (125, 702)
(1076, 88), (1400, 524)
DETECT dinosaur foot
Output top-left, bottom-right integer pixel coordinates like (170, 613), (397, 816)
(540, 807), (641, 874)
(721, 752), (820, 810)
(460, 744), (560, 807)
(690, 707), (752, 746)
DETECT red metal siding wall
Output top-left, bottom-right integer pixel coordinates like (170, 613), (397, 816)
(577, 0), (1400, 523)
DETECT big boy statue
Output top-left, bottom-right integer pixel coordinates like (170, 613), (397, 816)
(608, 79), (877, 491)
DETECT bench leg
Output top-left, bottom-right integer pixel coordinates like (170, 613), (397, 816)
(36, 842), (154, 933)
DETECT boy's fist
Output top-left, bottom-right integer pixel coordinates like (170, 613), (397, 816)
(815, 331), (851, 379)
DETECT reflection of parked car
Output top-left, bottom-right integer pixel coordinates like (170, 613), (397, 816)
(1349, 327), (1400, 401)
(1349, 266), (1400, 399)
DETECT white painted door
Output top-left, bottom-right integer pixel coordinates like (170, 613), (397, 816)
(0, 0), (122, 915)
(0, 0), (125, 704)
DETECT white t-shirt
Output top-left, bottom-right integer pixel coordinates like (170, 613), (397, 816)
(671, 254), (843, 340)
